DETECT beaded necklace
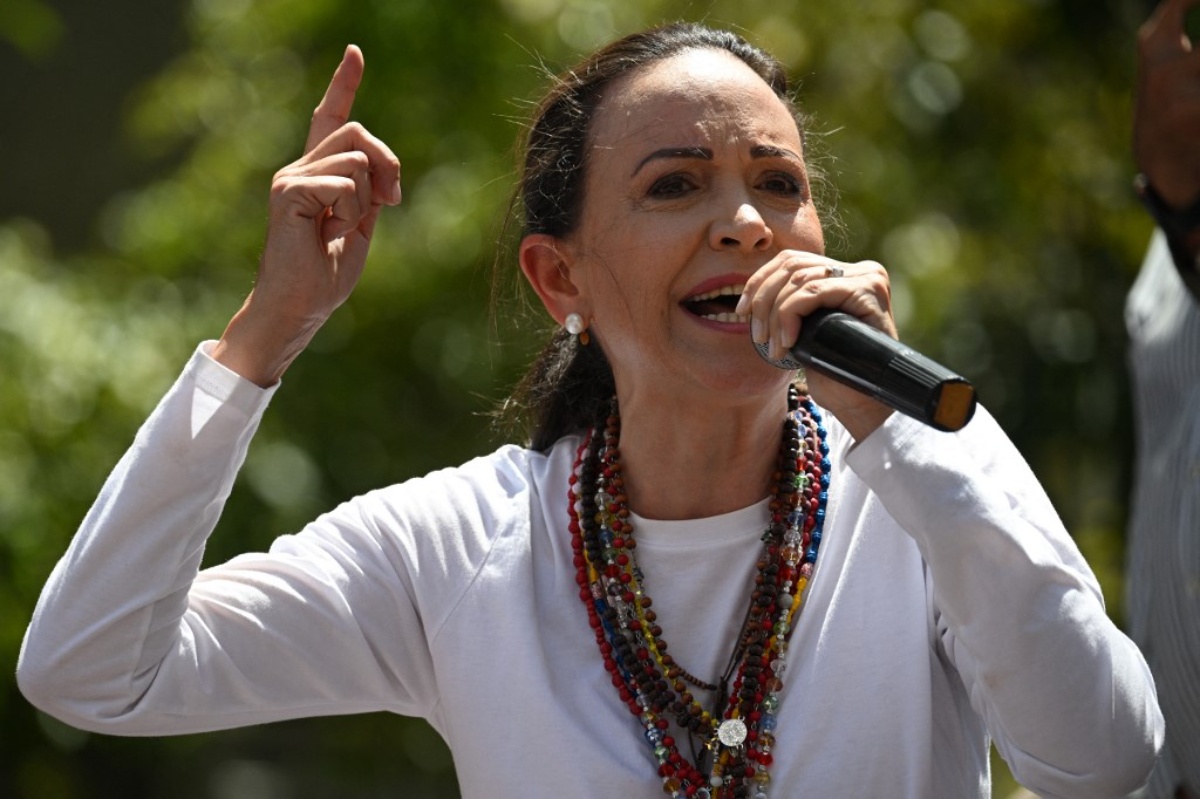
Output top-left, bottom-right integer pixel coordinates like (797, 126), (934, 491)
(568, 386), (831, 799)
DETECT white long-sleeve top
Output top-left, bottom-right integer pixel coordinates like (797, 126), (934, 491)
(18, 344), (1162, 798)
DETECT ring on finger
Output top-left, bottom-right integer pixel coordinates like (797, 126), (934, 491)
(826, 264), (845, 278)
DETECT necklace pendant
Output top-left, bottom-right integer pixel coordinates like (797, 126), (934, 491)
(716, 718), (748, 748)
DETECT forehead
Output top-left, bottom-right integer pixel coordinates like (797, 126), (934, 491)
(589, 48), (802, 158)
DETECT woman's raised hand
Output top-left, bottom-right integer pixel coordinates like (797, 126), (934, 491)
(212, 45), (402, 386)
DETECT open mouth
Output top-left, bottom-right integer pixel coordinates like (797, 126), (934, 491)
(682, 284), (748, 323)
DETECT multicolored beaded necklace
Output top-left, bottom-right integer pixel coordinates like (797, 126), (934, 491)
(568, 385), (831, 799)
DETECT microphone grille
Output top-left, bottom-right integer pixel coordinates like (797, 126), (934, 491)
(753, 340), (804, 370)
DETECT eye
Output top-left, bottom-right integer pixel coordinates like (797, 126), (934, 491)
(647, 173), (697, 198)
(759, 171), (804, 197)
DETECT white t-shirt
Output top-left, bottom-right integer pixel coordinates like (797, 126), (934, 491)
(18, 345), (1163, 798)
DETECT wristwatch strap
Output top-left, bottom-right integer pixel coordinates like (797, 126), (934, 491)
(1134, 174), (1200, 303)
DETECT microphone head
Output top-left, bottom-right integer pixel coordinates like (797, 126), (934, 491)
(753, 340), (804, 370)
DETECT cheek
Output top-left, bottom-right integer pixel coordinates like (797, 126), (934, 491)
(586, 270), (674, 354)
(783, 211), (825, 253)
(590, 270), (659, 324)
(805, 204), (827, 242)
(808, 225), (826, 255)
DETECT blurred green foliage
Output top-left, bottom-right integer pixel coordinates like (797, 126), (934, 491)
(0, 0), (1159, 796)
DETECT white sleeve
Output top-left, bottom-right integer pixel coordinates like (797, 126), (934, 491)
(846, 409), (1163, 799)
(15, 343), (455, 735)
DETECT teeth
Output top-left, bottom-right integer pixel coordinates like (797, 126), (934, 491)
(687, 284), (747, 322)
(689, 284), (745, 302)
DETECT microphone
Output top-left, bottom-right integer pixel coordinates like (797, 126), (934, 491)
(754, 309), (977, 432)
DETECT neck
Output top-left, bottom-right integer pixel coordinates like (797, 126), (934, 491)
(610, 386), (792, 520)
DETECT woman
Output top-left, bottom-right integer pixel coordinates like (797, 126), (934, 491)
(18, 23), (1161, 799)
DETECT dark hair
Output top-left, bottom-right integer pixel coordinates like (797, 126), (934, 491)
(500, 22), (814, 451)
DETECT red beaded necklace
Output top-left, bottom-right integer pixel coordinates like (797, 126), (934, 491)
(568, 386), (831, 798)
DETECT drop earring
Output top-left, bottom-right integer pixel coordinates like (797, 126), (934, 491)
(564, 312), (590, 346)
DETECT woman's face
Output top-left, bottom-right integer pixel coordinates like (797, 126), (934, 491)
(563, 48), (825, 404)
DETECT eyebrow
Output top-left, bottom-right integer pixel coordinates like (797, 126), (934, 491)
(631, 144), (803, 176)
(632, 147), (711, 176)
(749, 144), (803, 162)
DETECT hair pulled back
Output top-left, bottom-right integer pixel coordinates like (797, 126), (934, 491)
(505, 23), (807, 451)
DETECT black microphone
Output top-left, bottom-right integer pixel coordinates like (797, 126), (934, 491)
(754, 309), (977, 432)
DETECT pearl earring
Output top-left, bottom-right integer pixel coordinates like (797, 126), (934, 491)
(564, 313), (590, 346)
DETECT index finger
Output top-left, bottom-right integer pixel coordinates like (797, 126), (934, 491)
(305, 44), (365, 154)
(1141, 0), (1200, 58)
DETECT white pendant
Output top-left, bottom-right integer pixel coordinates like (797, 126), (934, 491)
(717, 718), (748, 748)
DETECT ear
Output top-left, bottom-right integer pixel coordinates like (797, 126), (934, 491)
(519, 233), (584, 325)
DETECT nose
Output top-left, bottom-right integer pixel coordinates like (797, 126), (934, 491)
(710, 201), (773, 252)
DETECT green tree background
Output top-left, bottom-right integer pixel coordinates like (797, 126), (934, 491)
(0, 0), (1162, 796)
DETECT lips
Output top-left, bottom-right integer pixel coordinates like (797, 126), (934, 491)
(682, 283), (748, 323)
